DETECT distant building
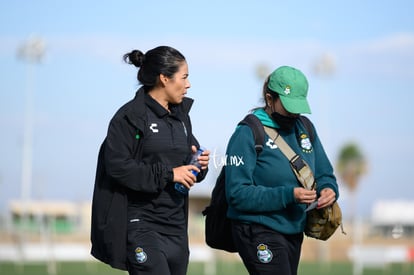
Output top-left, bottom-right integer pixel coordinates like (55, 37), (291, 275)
(371, 200), (414, 237)
(8, 200), (91, 234)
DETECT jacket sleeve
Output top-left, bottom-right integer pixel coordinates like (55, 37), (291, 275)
(103, 115), (173, 194)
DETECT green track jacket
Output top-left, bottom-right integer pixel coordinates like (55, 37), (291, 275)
(225, 109), (338, 235)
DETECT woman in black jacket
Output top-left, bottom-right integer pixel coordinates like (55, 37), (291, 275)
(91, 46), (210, 275)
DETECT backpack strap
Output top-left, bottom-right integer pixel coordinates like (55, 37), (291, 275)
(238, 114), (265, 155)
(299, 115), (314, 143)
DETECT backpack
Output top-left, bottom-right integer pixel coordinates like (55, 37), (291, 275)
(202, 114), (264, 252)
(202, 114), (315, 252)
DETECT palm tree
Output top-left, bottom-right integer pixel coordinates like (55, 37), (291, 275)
(336, 142), (367, 238)
(336, 143), (367, 193)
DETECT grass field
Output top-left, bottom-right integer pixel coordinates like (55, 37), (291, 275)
(0, 261), (412, 275)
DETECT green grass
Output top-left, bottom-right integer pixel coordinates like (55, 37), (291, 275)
(0, 261), (412, 275)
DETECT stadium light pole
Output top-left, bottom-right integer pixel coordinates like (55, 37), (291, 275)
(312, 52), (336, 153)
(17, 36), (46, 228)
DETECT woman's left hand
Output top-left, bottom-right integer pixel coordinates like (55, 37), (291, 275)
(192, 145), (210, 170)
(317, 188), (337, 209)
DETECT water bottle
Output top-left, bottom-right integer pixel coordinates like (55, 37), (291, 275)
(175, 147), (205, 194)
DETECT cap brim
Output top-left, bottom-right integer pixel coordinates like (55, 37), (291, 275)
(280, 96), (311, 114)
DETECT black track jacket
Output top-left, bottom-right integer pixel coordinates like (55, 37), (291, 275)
(90, 87), (207, 270)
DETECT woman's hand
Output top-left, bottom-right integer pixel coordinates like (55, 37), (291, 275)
(294, 187), (317, 204)
(172, 146), (210, 189)
(172, 165), (197, 189)
(192, 145), (210, 170)
(316, 188), (336, 209)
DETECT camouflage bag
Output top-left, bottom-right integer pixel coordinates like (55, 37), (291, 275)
(264, 125), (345, 241)
(304, 200), (343, 240)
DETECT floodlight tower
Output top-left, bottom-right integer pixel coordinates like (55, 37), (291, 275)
(17, 36), (46, 222)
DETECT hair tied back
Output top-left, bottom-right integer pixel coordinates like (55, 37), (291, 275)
(123, 49), (145, 68)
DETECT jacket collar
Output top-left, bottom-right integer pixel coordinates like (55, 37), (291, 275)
(126, 87), (194, 128)
(144, 93), (169, 118)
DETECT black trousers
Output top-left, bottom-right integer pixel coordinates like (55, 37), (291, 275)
(232, 221), (303, 275)
(126, 228), (189, 275)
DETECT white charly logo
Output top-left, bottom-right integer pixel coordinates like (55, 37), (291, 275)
(265, 138), (278, 149)
(149, 123), (159, 133)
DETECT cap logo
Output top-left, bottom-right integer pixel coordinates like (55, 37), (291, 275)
(284, 86), (291, 95)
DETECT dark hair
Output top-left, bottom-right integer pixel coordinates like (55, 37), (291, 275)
(123, 46), (186, 91)
(252, 76), (279, 112)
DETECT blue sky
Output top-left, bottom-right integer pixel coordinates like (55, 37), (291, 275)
(0, 1), (413, 219)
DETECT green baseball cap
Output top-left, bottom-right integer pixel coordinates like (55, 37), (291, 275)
(267, 66), (311, 114)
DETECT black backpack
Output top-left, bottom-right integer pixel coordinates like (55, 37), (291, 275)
(202, 113), (314, 253)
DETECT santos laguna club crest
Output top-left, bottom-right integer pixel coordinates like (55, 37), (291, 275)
(135, 247), (147, 263)
(300, 133), (313, 153)
(257, 243), (273, 263)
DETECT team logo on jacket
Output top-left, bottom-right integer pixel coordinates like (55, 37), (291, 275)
(300, 133), (313, 153)
(265, 138), (278, 149)
(149, 123), (159, 133)
(134, 247), (147, 263)
(257, 243), (273, 263)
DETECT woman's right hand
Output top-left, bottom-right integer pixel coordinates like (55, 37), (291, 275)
(172, 165), (198, 189)
(293, 187), (317, 204)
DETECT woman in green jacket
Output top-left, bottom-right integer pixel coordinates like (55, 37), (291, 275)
(225, 66), (339, 275)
